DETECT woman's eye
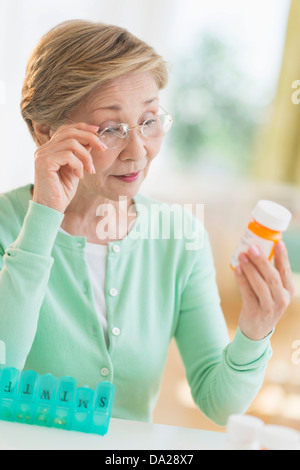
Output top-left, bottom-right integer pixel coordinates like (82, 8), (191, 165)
(144, 118), (156, 127)
(102, 127), (116, 135)
(97, 121), (118, 131)
(101, 126), (121, 135)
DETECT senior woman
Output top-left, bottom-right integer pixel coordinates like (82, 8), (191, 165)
(0, 20), (295, 426)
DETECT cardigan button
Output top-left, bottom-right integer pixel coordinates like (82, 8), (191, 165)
(100, 367), (109, 377)
(113, 245), (120, 254)
(112, 327), (120, 336)
(109, 288), (118, 297)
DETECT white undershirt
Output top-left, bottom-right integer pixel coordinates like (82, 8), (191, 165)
(59, 228), (109, 346)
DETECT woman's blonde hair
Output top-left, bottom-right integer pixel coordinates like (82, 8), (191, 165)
(21, 20), (169, 145)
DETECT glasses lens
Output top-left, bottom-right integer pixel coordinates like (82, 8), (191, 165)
(161, 114), (173, 134)
(99, 125), (127, 149)
(98, 114), (173, 148)
(142, 115), (173, 139)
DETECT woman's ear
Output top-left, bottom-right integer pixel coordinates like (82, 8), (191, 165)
(32, 121), (53, 146)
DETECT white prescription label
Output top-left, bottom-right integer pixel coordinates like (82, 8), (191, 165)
(231, 229), (275, 268)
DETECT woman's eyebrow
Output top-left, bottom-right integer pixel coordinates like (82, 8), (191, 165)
(92, 105), (122, 112)
(92, 97), (159, 114)
(144, 97), (159, 105)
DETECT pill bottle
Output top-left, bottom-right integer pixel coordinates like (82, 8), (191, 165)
(259, 425), (300, 450)
(231, 200), (292, 269)
(222, 414), (264, 450)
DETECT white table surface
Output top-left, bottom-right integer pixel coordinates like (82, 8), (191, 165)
(0, 418), (226, 450)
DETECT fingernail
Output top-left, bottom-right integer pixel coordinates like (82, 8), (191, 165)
(235, 265), (243, 276)
(277, 241), (286, 252)
(92, 164), (96, 174)
(249, 245), (260, 257)
(90, 125), (100, 132)
(239, 253), (249, 264)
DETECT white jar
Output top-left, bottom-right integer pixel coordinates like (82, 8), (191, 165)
(259, 425), (300, 450)
(223, 415), (264, 450)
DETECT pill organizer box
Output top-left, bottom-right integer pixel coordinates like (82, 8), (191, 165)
(0, 367), (115, 435)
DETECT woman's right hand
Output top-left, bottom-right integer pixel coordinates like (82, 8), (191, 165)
(32, 122), (107, 213)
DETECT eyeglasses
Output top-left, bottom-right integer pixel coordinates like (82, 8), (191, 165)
(64, 107), (173, 150)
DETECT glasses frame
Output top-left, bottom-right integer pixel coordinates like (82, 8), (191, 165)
(62, 106), (173, 150)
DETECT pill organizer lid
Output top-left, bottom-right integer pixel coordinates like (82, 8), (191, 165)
(252, 200), (292, 232)
(19, 370), (39, 400)
(94, 382), (116, 411)
(74, 386), (95, 410)
(259, 425), (300, 450)
(55, 376), (77, 404)
(0, 368), (20, 396)
(36, 373), (58, 402)
(227, 415), (264, 443)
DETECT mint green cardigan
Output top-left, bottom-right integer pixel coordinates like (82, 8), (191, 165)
(0, 184), (272, 425)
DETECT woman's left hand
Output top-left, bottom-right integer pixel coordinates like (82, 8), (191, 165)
(235, 241), (295, 341)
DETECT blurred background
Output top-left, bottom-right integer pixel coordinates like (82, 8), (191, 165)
(1, 0), (300, 433)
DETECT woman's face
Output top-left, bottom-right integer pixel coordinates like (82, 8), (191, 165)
(68, 72), (163, 202)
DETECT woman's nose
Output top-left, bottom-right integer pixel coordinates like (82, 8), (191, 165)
(119, 128), (147, 161)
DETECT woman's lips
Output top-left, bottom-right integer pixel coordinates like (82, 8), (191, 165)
(113, 171), (141, 183)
